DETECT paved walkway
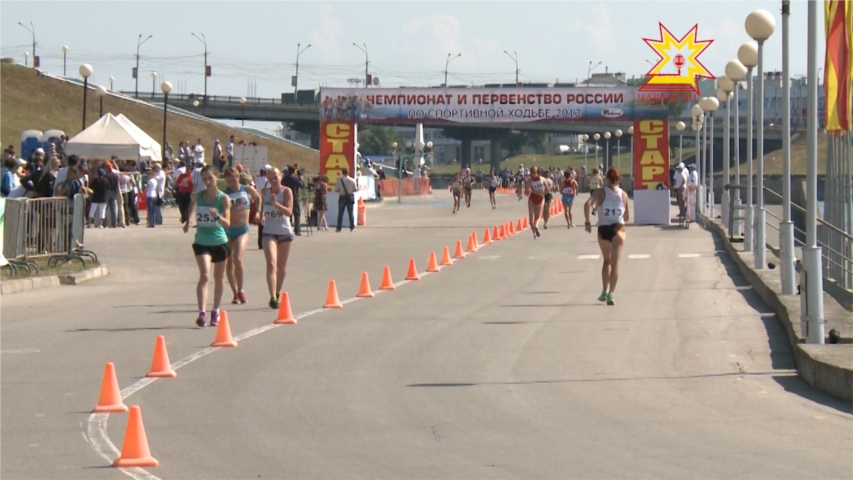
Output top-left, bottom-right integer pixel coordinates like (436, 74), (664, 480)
(1, 191), (851, 479)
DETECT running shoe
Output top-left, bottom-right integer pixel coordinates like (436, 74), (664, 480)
(209, 310), (219, 327)
(597, 291), (608, 302)
(196, 312), (206, 327)
(238, 291), (248, 304)
(231, 293), (240, 304)
(606, 293), (615, 306)
(269, 296), (279, 309)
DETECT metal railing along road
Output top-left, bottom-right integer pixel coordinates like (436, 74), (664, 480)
(120, 91), (320, 108)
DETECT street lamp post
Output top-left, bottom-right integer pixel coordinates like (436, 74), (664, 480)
(691, 104), (704, 212)
(96, 85), (107, 118)
(108, 75), (115, 91)
(614, 129), (623, 172)
(23, 52), (29, 66)
(79, 64), (93, 130)
(779, 0), (796, 295)
(627, 126), (634, 178)
(191, 32), (209, 101)
(18, 22), (36, 65)
(593, 133), (600, 168)
(738, 41), (758, 253)
(240, 96), (247, 126)
(62, 45), (68, 76)
(746, 8), (776, 270)
(352, 43), (369, 87)
(444, 53), (461, 87)
(701, 96), (720, 218)
(276, 123), (284, 138)
(725, 59), (748, 237)
(135, 34), (153, 98)
(676, 121), (686, 165)
(503, 50), (519, 85)
(603, 132), (611, 171)
(587, 61), (601, 86)
(717, 83), (733, 226)
(582, 134), (589, 170)
(426, 141), (434, 166)
(294, 43), (312, 95)
(160, 81), (172, 162)
(150, 71), (158, 97)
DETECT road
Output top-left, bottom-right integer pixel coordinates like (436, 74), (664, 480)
(2, 190), (851, 479)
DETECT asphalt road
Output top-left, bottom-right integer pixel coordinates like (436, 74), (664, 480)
(2, 190), (851, 479)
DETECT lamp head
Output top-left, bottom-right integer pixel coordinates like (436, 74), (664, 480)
(240, 96), (247, 104)
(627, 126), (633, 135)
(96, 85), (108, 97)
(593, 133), (600, 141)
(150, 71), (158, 79)
(108, 75), (115, 83)
(160, 81), (172, 94)
(614, 129), (622, 138)
(716, 88), (731, 103)
(704, 96), (720, 112)
(718, 75), (735, 93)
(691, 104), (703, 117)
(675, 121), (686, 132)
(745, 9), (776, 42)
(192, 100), (200, 107)
(737, 42), (758, 68)
(426, 141), (433, 148)
(582, 134), (589, 141)
(725, 59), (748, 81)
(391, 142), (397, 148)
(603, 132), (611, 140)
(78, 63), (93, 78)
(62, 45), (69, 53)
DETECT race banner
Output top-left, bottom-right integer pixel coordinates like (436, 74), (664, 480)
(633, 118), (670, 190)
(319, 87), (665, 125)
(319, 121), (357, 187)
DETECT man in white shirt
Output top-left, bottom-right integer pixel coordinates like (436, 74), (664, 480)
(191, 158), (206, 193)
(334, 167), (358, 232)
(685, 164), (699, 222)
(226, 136), (235, 167)
(672, 162), (687, 218)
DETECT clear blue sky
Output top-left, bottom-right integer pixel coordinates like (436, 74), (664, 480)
(2, 1), (826, 99)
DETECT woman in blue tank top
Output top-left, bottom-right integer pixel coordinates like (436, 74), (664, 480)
(183, 165), (232, 327)
(223, 166), (261, 305)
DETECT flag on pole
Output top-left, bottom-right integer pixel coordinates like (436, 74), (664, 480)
(824, 0), (852, 132)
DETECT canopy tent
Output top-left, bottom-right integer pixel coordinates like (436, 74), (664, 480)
(65, 113), (162, 162)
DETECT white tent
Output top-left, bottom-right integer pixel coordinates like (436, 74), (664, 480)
(65, 113), (162, 162)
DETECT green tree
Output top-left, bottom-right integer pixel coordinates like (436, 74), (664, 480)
(504, 131), (527, 156)
(357, 126), (404, 155)
(525, 132), (548, 153)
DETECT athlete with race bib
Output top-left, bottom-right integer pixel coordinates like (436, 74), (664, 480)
(223, 166), (261, 305)
(584, 167), (630, 306)
(526, 166), (547, 238)
(561, 167), (579, 228)
(260, 167), (295, 309)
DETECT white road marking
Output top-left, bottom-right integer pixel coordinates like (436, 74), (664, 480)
(527, 256), (549, 260)
(578, 254), (600, 260)
(628, 254), (650, 259)
(83, 272), (437, 479)
(678, 253), (701, 258)
(0, 349), (40, 354)
(478, 255), (501, 260)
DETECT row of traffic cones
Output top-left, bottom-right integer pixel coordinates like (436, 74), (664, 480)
(94, 213), (534, 469)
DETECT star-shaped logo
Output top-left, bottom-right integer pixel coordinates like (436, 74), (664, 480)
(641, 23), (714, 94)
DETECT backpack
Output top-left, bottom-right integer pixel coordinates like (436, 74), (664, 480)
(176, 172), (193, 194)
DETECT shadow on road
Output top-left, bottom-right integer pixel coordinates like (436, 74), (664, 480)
(772, 375), (853, 415)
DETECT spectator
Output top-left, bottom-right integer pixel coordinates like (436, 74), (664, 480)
(144, 167), (161, 228)
(334, 167), (357, 232)
(103, 162), (120, 227)
(88, 168), (109, 228)
(35, 155), (60, 198)
(152, 162), (167, 225)
(119, 164), (139, 225)
(1, 157), (16, 197)
(213, 139), (223, 170)
(192, 145), (205, 166)
(283, 166), (305, 236)
(227, 135), (235, 167)
(175, 164), (194, 223)
(313, 175), (329, 231)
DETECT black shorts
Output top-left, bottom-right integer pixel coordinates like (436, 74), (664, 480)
(597, 224), (624, 242)
(192, 243), (230, 263)
(488, 187), (496, 193)
(544, 193), (553, 203)
(263, 233), (293, 244)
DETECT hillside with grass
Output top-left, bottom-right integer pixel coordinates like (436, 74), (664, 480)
(0, 64), (319, 172)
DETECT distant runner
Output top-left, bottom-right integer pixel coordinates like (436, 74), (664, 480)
(584, 167), (629, 306)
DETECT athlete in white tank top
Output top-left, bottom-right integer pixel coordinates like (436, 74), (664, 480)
(584, 171), (630, 307)
(597, 186), (626, 226)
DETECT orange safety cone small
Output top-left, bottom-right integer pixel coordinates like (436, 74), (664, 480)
(380, 265), (396, 290)
(405, 258), (421, 280)
(440, 246), (454, 266)
(499, 224), (506, 239)
(323, 280), (343, 308)
(357, 271), (375, 297)
(93, 362), (128, 413)
(427, 252), (440, 273)
(466, 235), (477, 253)
(523, 216), (529, 229)
(509, 222), (516, 235)
(453, 240), (466, 259)
(483, 228), (492, 244)
(211, 310), (238, 347)
(113, 405), (159, 468)
(146, 335), (176, 378)
(517, 218), (523, 231)
(472, 230), (480, 249)
(492, 225), (500, 241)
(274, 292), (297, 324)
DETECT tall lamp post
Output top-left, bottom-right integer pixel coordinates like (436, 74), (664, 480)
(150, 71), (158, 97)
(18, 22), (36, 65)
(108, 75), (115, 91)
(700, 96), (720, 218)
(276, 123), (284, 138)
(582, 134), (590, 170)
(691, 104), (704, 212)
(444, 53), (461, 87)
(738, 41), (758, 253)
(391, 142), (401, 203)
(614, 129), (623, 171)
(725, 59), (748, 237)
(191, 32), (209, 101)
(627, 126), (634, 178)
(503, 50), (519, 85)
(239, 96), (247, 126)
(96, 85), (107, 118)
(352, 42), (369, 87)
(746, 8), (776, 270)
(135, 34), (153, 98)
(676, 121), (686, 165)
(61, 45), (68, 76)
(79, 63), (93, 130)
(23, 52), (29, 66)
(717, 83), (733, 226)
(593, 133), (600, 167)
(294, 43), (311, 95)
(779, 0), (796, 295)
(160, 81), (172, 162)
(603, 132), (611, 170)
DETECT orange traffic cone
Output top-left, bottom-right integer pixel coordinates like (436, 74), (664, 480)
(492, 225), (500, 241)
(483, 228), (492, 244)
(380, 265), (396, 290)
(113, 405), (159, 468)
(517, 218), (523, 231)
(357, 271), (374, 297)
(472, 231), (480, 249)
(427, 252), (440, 272)
(274, 292), (297, 324)
(499, 224), (506, 239)
(509, 222), (516, 235)
(405, 258), (420, 280)
(523, 216), (529, 229)
(466, 234), (477, 253)
(323, 280), (343, 308)
(441, 246), (454, 266)
(145, 335), (176, 378)
(93, 362), (128, 413)
(211, 310), (238, 347)
(453, 239), (466, 259)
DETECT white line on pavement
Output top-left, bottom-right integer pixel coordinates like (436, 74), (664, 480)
(678, 253), (701, 258)
(578, 254), (600, 260)
(628, 254), (650, 259)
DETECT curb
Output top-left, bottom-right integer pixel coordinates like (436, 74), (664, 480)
(703, 216), (852, 402)
(0, 264), (109, 295)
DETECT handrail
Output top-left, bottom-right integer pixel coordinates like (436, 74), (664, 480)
(762, 186), (853, 242)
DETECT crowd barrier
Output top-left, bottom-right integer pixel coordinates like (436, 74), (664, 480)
(379, 178), (431, 196)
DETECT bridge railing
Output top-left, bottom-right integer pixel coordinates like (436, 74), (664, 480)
(119, 92), (319, 107)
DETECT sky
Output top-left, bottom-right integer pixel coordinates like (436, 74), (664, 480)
(0, 1), (828, 132)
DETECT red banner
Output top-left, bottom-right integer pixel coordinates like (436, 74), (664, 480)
(633, 118), (670, 190)
(319, 122), (356, 187)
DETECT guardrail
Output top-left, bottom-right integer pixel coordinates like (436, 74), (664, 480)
(119, 92), (320, 107)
